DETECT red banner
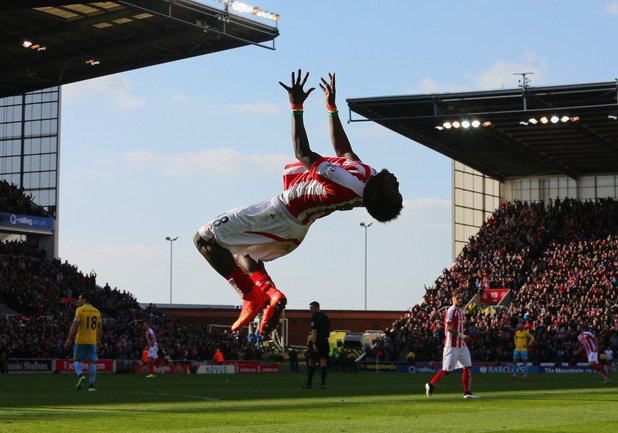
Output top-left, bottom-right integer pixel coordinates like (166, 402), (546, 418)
(480, 288), (509, 305)
(54, 359), (114, 373)
(223, 360), (279, 373)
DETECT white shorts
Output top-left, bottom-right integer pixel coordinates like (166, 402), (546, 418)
(197, 197), (310, 262)
(442, 346), (472, 371)
(148, 345), (159, 359)
(587, 352), (598, 363)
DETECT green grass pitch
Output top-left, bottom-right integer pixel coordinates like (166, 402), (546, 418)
(0, 372), (616, 433)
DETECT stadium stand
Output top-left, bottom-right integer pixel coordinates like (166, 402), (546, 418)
(0, 180), (49, 217)
(2, 181), (617, 368)
(0, 183), (252, 362)
(384, 198), (618, 365)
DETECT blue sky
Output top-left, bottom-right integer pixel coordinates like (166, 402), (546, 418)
(58, 1), (618, 311)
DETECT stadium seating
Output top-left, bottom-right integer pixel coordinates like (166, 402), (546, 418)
(384, 198), (618, 365)
(1, 180), (617, 366)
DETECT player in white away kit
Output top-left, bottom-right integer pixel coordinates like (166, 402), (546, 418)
(425, 289), (480, 399)
(143, 321), (158, 378)
(575, 327), (611, 383)
(194, 70), (403, 336)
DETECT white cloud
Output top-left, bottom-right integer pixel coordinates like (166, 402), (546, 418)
(472, 57), (547, 90)
(605, 1), (618, 16)
(63, 74), (145, 110)
(406, 55), (549, 94)
(399, 197), (451, 227)
(405, 78), (470, 94)
(122, 148), (290, 176)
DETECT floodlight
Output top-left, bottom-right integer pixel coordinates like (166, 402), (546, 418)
(560, 116), (570, 123)
(528, 118), (538, 124)
(482, 121), (492, 127)
(540, 116), (549, 124)
(471, 120), (481, 128)
(570, 116), (580, 122)
(519, 121), (528, 126)
(443, 122), (452, 129)
(550, 116), (559, 124)
(435, 125), (444, 130)
(22, 40), (32, 48)
(608, 115), (617, 120)
(452, 121), (461, 128)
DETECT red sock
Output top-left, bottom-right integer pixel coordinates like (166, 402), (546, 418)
(225, 266), (253, 296)
(430, 369), (449, 386)
(462, 367), (471, 393)
(250, 269), (280, 297)
(593, 363), (609, 379)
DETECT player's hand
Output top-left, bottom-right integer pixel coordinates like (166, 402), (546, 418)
(319, 72), (336, 107)
(279, 69), (315, 106)
(64, 339), (71, 350)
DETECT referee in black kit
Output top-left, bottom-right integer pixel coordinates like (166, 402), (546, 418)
(302, 301), (331, 390)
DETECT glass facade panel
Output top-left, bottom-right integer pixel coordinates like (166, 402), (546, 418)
(452, 161), (501, 260)
(0, 87), (60, 213)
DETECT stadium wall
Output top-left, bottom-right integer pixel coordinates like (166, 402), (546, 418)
(160, 306), (403, 346)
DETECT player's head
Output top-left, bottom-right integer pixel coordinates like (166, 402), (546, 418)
(451, 289), (464, 306)
(77, 292), (89, 306)
(309, 301), (320, 312)
(517, 320), (524, 330)
(363, 169), (403, 223)
(143, 320), (150, 329)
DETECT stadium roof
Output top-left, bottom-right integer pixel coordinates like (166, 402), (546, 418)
(0, 0), (279, 98)
(347, 81), (618, 182)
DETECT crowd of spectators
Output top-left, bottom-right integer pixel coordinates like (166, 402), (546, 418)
(0, 240), (251, 362)
(0, 180), (49, 217)
(2, 179), (618, 368)
(385, 198), (618, 365)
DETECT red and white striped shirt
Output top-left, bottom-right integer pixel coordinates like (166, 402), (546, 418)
(145, 328), (157, 347)
(277, 157), (376, 225)
(444, 305), (466, 348)
(578, 331), (597, 355)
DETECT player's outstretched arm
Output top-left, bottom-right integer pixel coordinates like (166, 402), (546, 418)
(319, 72), (360, 161)
(279, 69), (321, 170)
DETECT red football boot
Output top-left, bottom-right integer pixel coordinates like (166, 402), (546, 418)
(231, 287), (271, 333)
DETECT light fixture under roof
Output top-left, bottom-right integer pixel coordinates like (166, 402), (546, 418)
(436, 119), (487, 131)
(216, 0), (281, 21)
(522, 114), (581, 126)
